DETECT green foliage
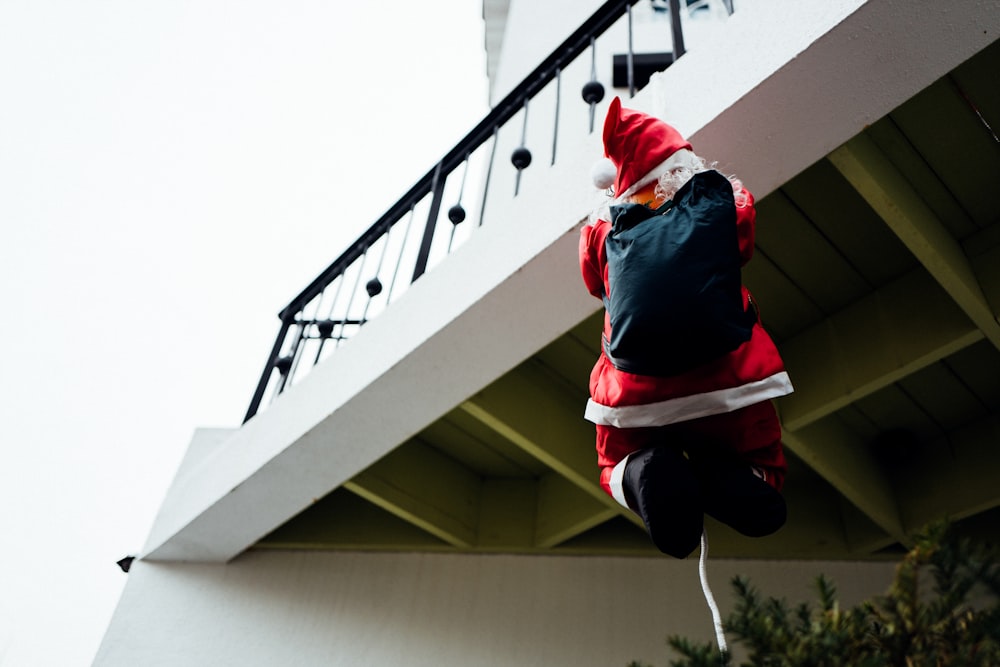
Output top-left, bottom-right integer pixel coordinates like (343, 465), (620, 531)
(633, 522), (1000, 667)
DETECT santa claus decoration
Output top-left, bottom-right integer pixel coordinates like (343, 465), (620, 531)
(580, 96), (794, 559)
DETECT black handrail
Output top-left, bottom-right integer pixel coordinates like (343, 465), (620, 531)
(244, 0), (712, 422)
(278, 0), (650, 320)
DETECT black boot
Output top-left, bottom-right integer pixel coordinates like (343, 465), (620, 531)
(694, 460), (786, 537)
(621, 446), (704, 558)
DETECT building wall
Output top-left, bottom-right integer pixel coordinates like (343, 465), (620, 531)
(95, 549), (894, 667)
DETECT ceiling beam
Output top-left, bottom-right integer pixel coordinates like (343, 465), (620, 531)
(461, 363), (884, 555)
(895, 415), (1000, 529)
(967, 231), (1000, 318)
(535, 473), (618, 548)
(258, 483), (883, 560)
(343, 440), (481, 548)
(477, 479), (538, 549)
(828, 133), (1000, 351)
(781, 417), (908, 545)
(757, 480), (853, 559)
(255, 489), (450, 550)
(838, 498), (898, 556)
(459, 363), (642, 528)
(777, 268), (983, 432)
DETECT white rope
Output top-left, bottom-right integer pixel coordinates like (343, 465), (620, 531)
(699, 529), (728, 656)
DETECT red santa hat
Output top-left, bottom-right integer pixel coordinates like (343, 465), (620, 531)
(591, 96), (693, 200)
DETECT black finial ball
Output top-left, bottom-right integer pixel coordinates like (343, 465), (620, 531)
(582, 80), (605, 104)
(317, 319), (335, 338)
(511, 147), (532, 170)
(365, 278), (383, 297)
(448, 204), (466, 224)
(275, 355), (294, 375)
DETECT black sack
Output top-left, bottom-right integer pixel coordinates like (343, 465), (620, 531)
(602, 169), (757, 376)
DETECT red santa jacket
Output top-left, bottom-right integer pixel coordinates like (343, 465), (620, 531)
(579, 184), (793, 430)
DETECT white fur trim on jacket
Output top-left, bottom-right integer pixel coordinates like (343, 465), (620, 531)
(584, 372), (793, 428)
(608, 454), (632, 510)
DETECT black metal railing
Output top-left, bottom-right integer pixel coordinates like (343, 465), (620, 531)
(244, 0), (733, 422)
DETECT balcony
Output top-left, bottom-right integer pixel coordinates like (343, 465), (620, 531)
(142, 0), (1000, 564)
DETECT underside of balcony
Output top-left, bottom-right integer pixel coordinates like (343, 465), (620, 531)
(256, 37), (1000, 561)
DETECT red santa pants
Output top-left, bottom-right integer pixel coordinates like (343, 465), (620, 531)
(596, 399), (787, 498)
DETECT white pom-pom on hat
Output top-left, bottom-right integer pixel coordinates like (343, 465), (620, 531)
(591, 157), (617, 190)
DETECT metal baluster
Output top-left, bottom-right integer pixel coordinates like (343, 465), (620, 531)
(280, 328), (304, 394)
(284, 293), (323, 392)
(244, 316), (293, 422)
(359, 228), (391, 325)
(669, 0), (686, 59)
(551, 67), (561, 166)
(411, 162), (445, 282)
(269, 337), (296, 404)
(512, 101), (532, 196)
(582, 38), (605, 133)
(336, 247), (370, 348)
(479, 127), (499, 227)
(447, 155), (470, 253)
(385, 204), (415, 304)
(312, 268), (347, 364)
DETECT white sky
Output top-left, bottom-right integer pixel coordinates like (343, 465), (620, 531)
(0, 2), (489, 664)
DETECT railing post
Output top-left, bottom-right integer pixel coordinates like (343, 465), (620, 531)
(626, 2), (635, 98)
(669, 0), (686, 59)
(412, 162), (445, 282)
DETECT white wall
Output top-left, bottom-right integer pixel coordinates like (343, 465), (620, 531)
(95, 549), (894, 667)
